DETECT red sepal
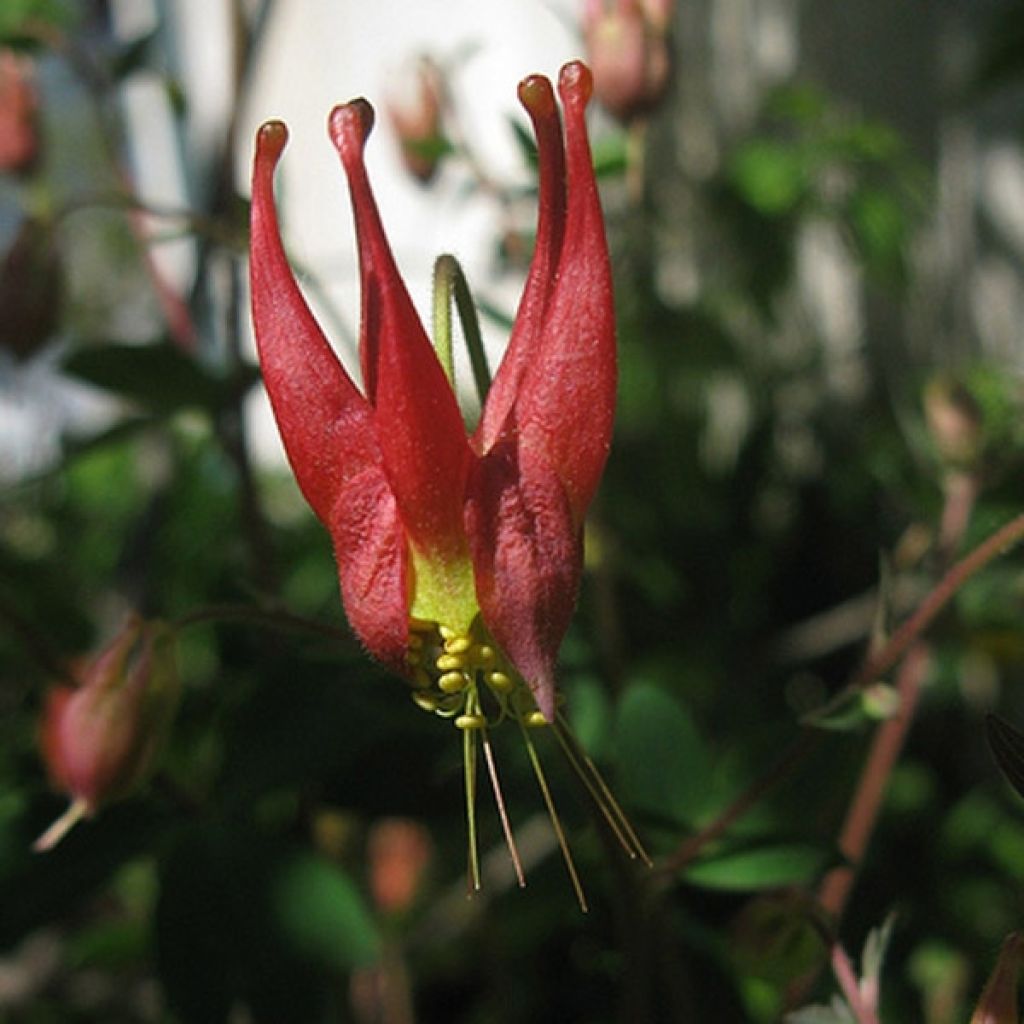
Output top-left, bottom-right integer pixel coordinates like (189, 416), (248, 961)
(329, 103), (471, 566)
(249, 120), (408, 669)
(466, 434), (581, 722)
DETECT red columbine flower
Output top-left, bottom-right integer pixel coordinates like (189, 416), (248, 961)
(249, 61), (614, 725)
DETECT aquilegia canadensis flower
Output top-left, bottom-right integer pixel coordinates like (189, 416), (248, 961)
(250, 61), (645, 899)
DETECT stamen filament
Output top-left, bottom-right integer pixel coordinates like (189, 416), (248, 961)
(518, 714), (588, 912)
(553, 715), (651, 865)
(463, 720), (481, 893)
(480, 725), (526, 888)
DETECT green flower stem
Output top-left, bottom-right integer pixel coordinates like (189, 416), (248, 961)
(432, 253), (492, 404)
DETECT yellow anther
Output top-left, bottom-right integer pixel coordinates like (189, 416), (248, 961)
(412, 692), (439, 712)
(412, 668), (432, 690)
(486, 670), (514, 693)
(438, 624), (457, 640)
(439, 670), (468, 693)
(475, 644), (496, 666)
(444, 635), (473, 655)
(436, 653), (465, 672)
(525, 710), (549, 728)
(455, 713), (487, 730)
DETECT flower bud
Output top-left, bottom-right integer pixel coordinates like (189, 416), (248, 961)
(0, 216), (63, 361)
(386, 56), (448, 184)
(582, 0), (673, 123)
(0, 49), (39, 175)
(367, 818), (432, 914)
(34, 616), (179, 851)
(971, 932), (1024, 1024)
(923, 375), (984, 469)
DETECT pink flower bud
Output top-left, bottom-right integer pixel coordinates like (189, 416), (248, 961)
(923, 374), (984, 468)
(34, 616), (179, 851)
(386, 56), (448, 184)
(582, 0), (673, 123)
(0, 49), (39, 175)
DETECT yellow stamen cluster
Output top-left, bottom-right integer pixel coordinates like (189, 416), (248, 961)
(404, 618), (546, 728)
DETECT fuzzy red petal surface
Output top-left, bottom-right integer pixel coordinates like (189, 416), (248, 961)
(474, 74), (566, 455)
(465, 430), (582, 722)
(330, 103), (471, 566)
(510, 62), (617, 525)
(250, 121), (408, 666)
(327, 465), (409, 672)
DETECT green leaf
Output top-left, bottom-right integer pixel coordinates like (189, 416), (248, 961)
(109, 29), (157, 80)
(273, 853), (380, 969)
(592, 134), (629, 179)
(729, 140), (807, 215)
(683, 843), (828, 891)
(62, 341), (256, 416)
(508, 116), (538, 167)
(0, 0), (73, 46)
(613, 682), (710, 827)
(157, 825), (364, 1024)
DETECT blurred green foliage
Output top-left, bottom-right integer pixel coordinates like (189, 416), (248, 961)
(2, 3), (1024, 1023)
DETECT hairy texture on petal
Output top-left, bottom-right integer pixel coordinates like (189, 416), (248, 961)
(329, 103), (471, 566)
(514, 62), (617, 525)
(250, 121), (409, 664)
(474, 74), (566, 454)
(250, 121), (382, 522)
(466, 437), (582, 721)
(328, 468), (408, 671)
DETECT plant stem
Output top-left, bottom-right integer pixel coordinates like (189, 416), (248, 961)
(817, 643), (930, 922)
(432, 254), (492, 405)
(851, 509), (1024, 690)
(171, 602), (352, 644)
(656, 728), (820, 876)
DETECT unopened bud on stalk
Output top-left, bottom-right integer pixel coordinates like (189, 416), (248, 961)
(387, 56), (448, 184)
(582, 0), (673, 123)
(34, 616), (179, 852)
(923, 375), (984, 469)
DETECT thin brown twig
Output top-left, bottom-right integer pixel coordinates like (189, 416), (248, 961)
(851, 510), (1024, 690)
(817, 643), (930, 922)
(658, 505), (1024, 882)
(655, 728), (820, 876)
